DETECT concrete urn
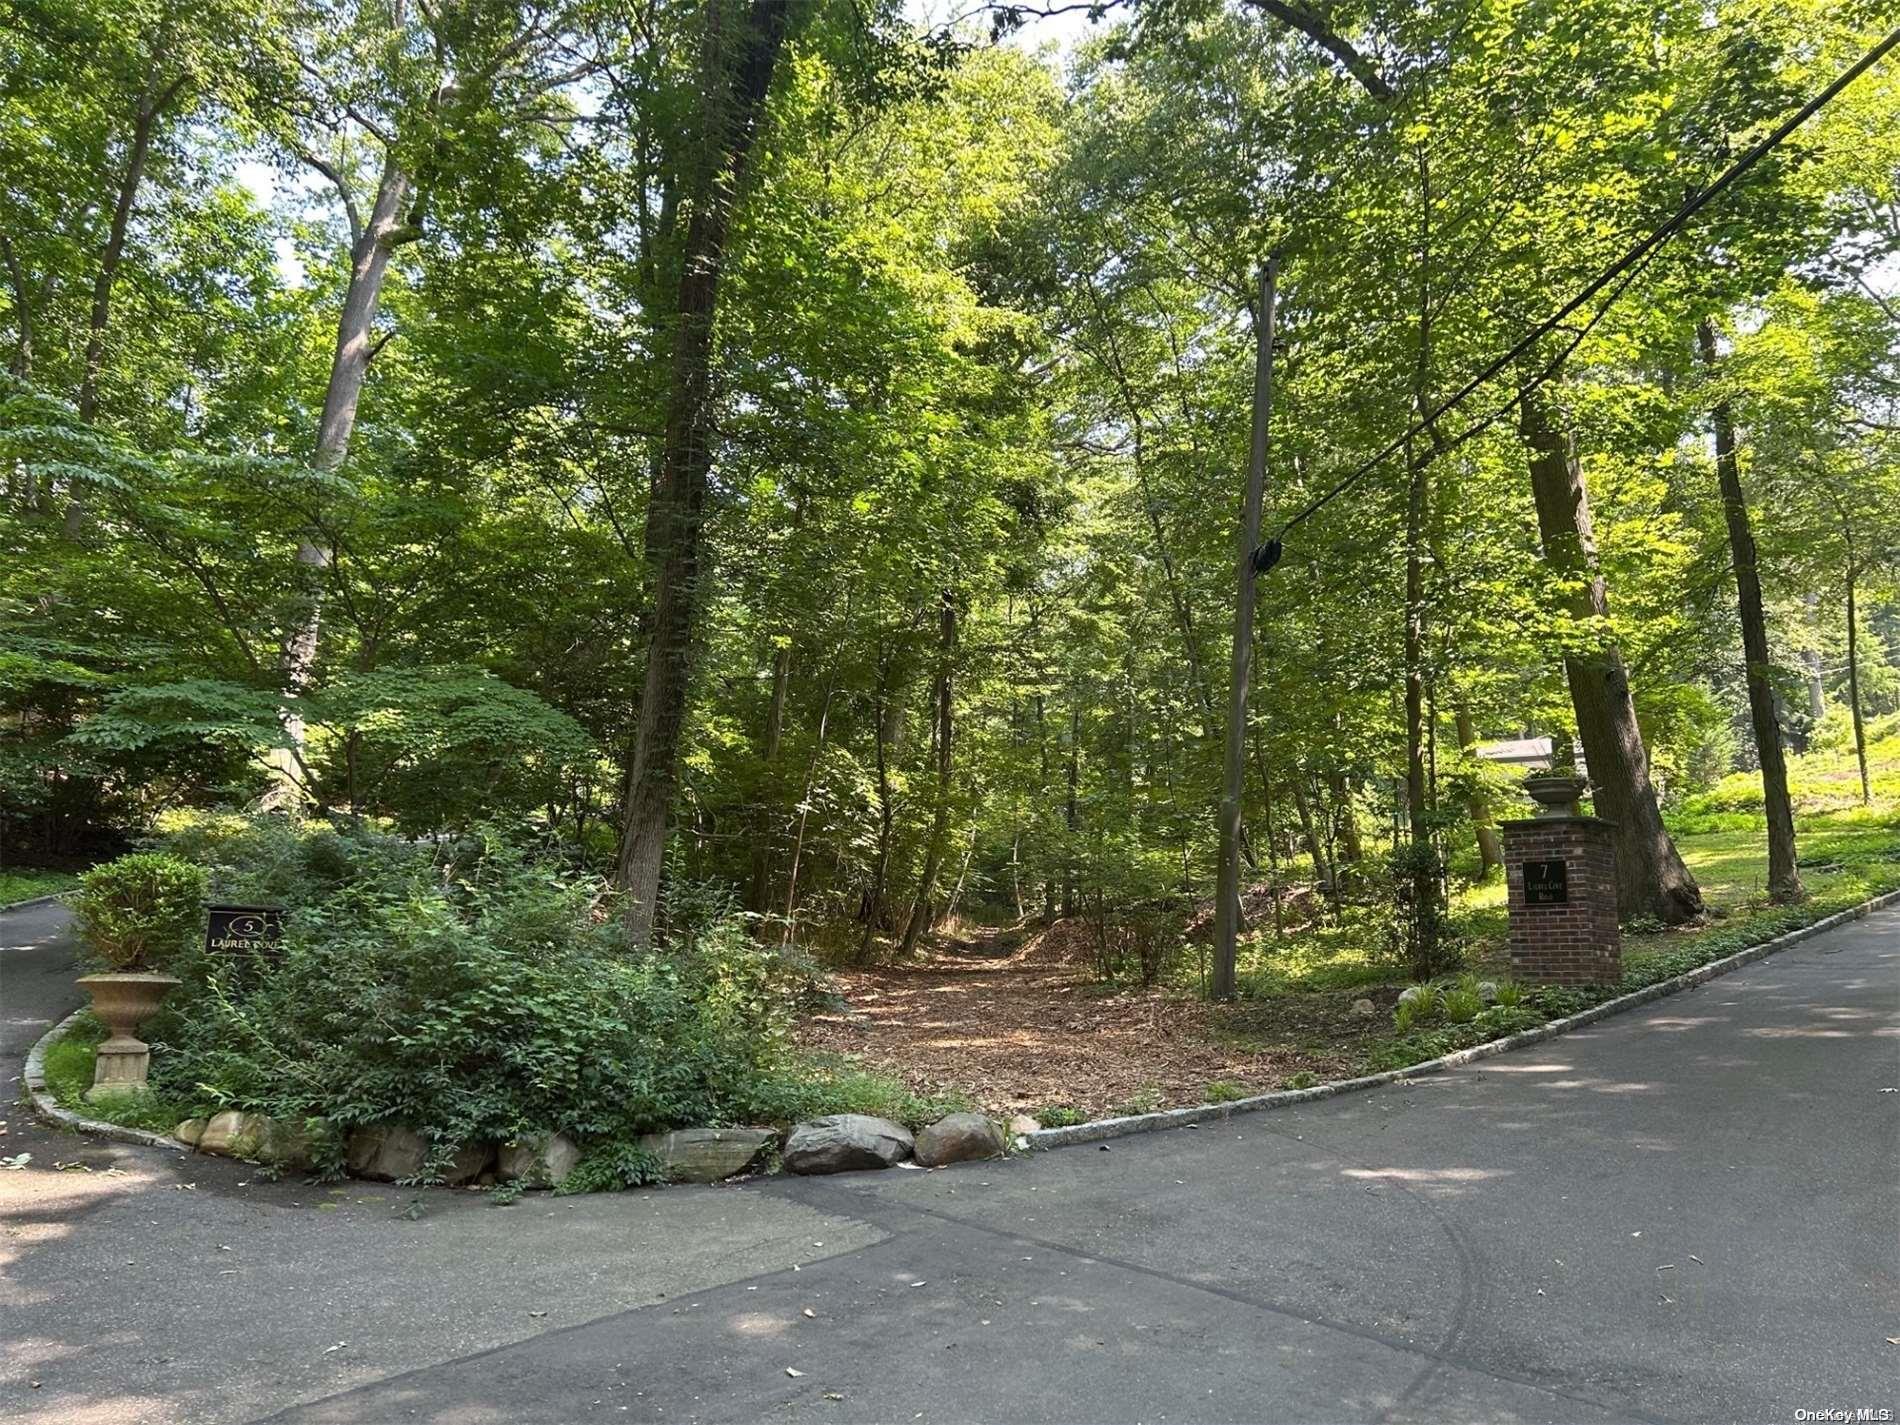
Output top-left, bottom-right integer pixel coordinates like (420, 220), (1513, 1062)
(76, 973), (180, 1100)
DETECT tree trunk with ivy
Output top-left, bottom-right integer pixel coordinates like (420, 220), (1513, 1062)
(1520, 380), (1702, 924)
(617, 0), (795, 946)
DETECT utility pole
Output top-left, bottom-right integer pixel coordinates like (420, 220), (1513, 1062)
(1213, 257), (1279, 1001)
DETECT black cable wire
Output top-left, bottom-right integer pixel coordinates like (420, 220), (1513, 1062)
(1254, 22), (1900, 572)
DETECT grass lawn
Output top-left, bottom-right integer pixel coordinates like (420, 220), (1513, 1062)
(0, 868), (78, 908)
(38, 1012), (198, 1135)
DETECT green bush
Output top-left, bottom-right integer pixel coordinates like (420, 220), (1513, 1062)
(1392, 983), (1439, 1032)
(140, 815), (945, 1182)
(1441, 988), (1483, 1024)
(73, 852), (207, 971)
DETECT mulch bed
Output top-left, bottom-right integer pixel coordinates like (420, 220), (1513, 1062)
(794, 919), (1400, 1117)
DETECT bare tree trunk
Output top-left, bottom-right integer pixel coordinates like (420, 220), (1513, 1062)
(1325, 770), (1363, 865)
(1520, 380), (1702, 923)
(1847, 568), (1870, 806)
(1289, 772), (1331, 892)
(859, 656), (896, 963)
(1035, 693), (1054, 924)
(617, 0), (794, 946)
(747, 642), (791, 916)
(1698, 320), (1800, 902)
(1, 234), (33, 381)
(1401, 445), (1443, 965)
(779, 665), (837, 949)
(1063, 700), (1080, 918)
(1214, 259), (1276, 1000)
(63, 75), (186, 536)
(265, 154), (412, 806)
(899, 591), (956, 956)
(1454, 702), (1502, 874)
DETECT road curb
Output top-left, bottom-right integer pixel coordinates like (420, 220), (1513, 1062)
(21, 1006), (189, 1153)
(1025, 885), (1900, 1151)
(0, 892), (69, 913)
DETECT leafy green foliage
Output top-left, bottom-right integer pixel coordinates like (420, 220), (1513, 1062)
(41, 1013), (198, 1132)
(0, 869), (78, 906)
(73, 853), (207, 971)
(139, 816), (949, 1177)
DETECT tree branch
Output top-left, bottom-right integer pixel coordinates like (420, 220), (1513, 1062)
(1243, 0), (1395, 103)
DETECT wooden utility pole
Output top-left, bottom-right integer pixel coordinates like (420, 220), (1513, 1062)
(1213, 258), (1279, 1001)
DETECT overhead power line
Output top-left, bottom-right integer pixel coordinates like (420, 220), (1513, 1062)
(1252, 22), (1900, 575)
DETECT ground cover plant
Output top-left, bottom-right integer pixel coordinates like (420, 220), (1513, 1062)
(0, 869), (79, 907)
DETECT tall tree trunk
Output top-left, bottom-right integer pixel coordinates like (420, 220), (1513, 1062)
(1062, 701), (1080, 918)
(1, 234), (33, 381)
(1846, 567), (1870, 806)
(1453, 702), (1502, 874)
(859, 656), (896, 962)
(1402, 446), (1442, 966)
(1289, 772), (1330, 890)
(1325, 770), (1363, 865)
(617, 0), (794, 946)
(1213, 259), (1276, 1000)
(63, 75), (186, 535)
(899, 591), (956, 956)
(1519, 380), (1702, 923)
(266, 153), (412, 806)
(779, 664), (837, 949)
(1698, 320), (1800, 902)
(746, 642), (791, 916)
(1, 234), (35, 511)
(1035, 692), (1054, 924)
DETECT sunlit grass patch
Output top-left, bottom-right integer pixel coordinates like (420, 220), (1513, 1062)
(0, 869), (78, 907)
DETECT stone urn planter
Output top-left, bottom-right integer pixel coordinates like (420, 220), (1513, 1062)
(1522, 772), (1589, 819)
(76, 972), (180, 1100)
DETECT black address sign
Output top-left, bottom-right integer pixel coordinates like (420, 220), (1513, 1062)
(205, 904), (287, 958)
(1523, 860), (1569, 906)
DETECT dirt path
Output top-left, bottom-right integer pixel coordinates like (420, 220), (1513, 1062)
(794, 919), (1390, 1116)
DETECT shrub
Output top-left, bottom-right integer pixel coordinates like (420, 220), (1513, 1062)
(73, 852), (207, 971)
(1203, 1079), (1247, 1103)
(138, 815), (946, 1182)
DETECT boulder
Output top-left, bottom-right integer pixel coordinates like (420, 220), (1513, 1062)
(914, 1113), (1005, 1168)
(636, 1128), (775, 1184)
(497, 1133), (582, 1189)
(255, 1117), (329, 1171)
(1006, 1113), (1041, 1140)
(1475, 980), (1499, 1004)
(198, 1110), (267, 1160)
(347, 1124), (492, 1184)
(1350, 998), (1376, 1018)
(346, 1124), (427, 1182)
(175, 1118), (207, 1148)
(782, 1114), (913, 1175)
(439, 1141), (495, 1186)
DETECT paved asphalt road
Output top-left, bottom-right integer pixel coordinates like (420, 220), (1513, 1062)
(3, 899), (1896, 1425)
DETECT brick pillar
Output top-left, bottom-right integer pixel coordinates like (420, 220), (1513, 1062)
(1500, 815), (1621, 985)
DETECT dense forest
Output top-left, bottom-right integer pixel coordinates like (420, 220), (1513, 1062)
(5, 0), (1898, 975)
